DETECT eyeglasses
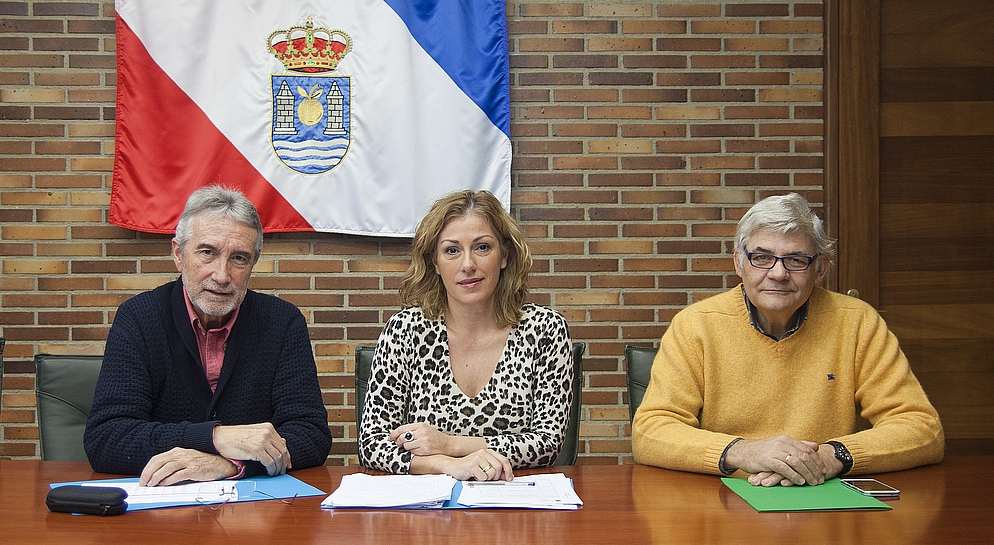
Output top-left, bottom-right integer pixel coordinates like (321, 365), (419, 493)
(746, 251), (816, 271)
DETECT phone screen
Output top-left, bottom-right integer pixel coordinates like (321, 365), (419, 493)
(842, 479), (899, 496)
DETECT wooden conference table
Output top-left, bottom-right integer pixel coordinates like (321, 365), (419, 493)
(1, 456), (991, 545)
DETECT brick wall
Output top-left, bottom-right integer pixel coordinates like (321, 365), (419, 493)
(0, 1), (825, 464)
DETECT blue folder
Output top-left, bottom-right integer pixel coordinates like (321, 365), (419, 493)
(51, 474), (325, 511)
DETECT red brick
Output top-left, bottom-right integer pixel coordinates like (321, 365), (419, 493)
(691, 55), (757, 69)
(622, 55), (687, 69)
(622, 20), (687, 34)
(622, 223), (687, 238)
(690, 89), (756, 102)
(725, 71), (791, 85)
(552, 55), (618, 69)
(519, 3), (584, 17)
(517, 72), (584, 86)
(590, 275), (655, 289)
(657, 38), (721, 51)
(621, 124), (686, 138)
(759, 54), (823, 69)
(758, 155), (823, 169)
(589, 72), (653, 86)
(553, 20), (618, 34)
(620, 156), (686, 170)
(656, 72), (720, 86)
(510, 123), (549, 137)
(622, 89), (687, 103)
(552, 123), (618, 137)
(508, 20), (548, 35)
(553, 88), (618, 102)
(725, 173), (790, 186)
(726, 139), (791, 153)
(33, 37), (99, 51)
(518, 38), (583, 52)
(518, 105), (584, 120)
(726, 4), (790, 17)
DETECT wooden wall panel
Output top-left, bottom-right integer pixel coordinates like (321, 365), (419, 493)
(880, 240), (994, 273)
(880, 0), (994, 67)
(881, 102), (994, 136)
(874, 0), (994, 451)
(880, 204), (994, 238)
(881, 271), (994, 305)
(881, 67), (994, 102)
(878, 136), (994, 173)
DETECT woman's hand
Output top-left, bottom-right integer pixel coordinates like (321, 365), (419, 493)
(389, 422), (453, 457)
(444, 449), (514, 481)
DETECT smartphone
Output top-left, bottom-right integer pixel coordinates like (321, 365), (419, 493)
(841, 478), (900, 498)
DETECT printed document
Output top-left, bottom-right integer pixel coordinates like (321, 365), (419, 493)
(456, 473), (583, 510)
(322, 473), (456, 508)
(82, 481), (238, 506)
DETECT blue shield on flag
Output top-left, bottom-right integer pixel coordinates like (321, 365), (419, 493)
(271, 75), (351, 175)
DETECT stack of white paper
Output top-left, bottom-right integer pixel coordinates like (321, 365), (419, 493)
(82, 481), (238, 506)
(455, 473), (583, 510)
(321, 473), (457, 508)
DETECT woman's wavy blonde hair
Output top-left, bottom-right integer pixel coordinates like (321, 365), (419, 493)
(400, 190), (532, 327)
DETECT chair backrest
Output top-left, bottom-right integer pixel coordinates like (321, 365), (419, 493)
(353, 341), (586, 466)
(35, 354), (103, 462)
(624, 345), (657, 422)
(555, 341), (585, 466)
(354, 345), (375, 434)
(0, 337), (5, 411)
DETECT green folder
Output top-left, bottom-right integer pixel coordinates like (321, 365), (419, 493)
(721, 477), (892, 512)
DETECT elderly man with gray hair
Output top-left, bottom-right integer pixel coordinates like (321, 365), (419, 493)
(632, 193), (943, 487)
(85, 185), (331, 485)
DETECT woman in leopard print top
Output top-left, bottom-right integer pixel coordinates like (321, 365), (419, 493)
(358, 190), (574, 481)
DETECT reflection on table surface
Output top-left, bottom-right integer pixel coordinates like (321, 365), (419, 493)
(1, 456), (991, 545)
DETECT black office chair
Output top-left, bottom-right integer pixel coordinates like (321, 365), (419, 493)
(35, 353), (103, 462)
(354, 345), (375, 435)
(557, 341), (585, 466)
(354, 341), (586, 467)
(624, 345), (657, 422)
(0, 337), (5, 411)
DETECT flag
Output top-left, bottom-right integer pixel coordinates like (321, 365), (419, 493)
(110, 0), (511, 237)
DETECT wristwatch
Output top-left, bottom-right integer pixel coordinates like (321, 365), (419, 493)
(826, 441), (853, 476)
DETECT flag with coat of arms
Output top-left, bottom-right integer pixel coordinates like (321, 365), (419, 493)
(110, 0), (511, 236)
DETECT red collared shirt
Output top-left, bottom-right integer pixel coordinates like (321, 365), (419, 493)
(182, 290), (239, 392)
(182, 290), (246, 478)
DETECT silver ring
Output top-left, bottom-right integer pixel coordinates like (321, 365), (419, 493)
(784, 454), (792, 463)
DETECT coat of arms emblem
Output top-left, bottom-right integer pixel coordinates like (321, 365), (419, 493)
(268, 17), (352, 174)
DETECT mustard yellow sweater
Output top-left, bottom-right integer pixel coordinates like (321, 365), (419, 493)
(632, 286), (944, 476)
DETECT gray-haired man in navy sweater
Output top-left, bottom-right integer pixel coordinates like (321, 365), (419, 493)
(84, 186), (331, 485)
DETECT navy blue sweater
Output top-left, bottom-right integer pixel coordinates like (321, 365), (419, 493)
(84, 280), (332, 476)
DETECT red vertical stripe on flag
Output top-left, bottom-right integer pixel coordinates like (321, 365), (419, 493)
(110, 15), (313, 234)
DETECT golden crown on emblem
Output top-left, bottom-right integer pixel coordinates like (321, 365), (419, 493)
(268, 16), (352, 73)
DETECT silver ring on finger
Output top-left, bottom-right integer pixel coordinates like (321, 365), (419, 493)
(784, 454), (792, 463)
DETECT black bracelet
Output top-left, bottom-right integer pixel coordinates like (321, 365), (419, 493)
(719, 438), (743, 475)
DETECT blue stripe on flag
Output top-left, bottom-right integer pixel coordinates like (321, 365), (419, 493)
(384, 0), (510, 137)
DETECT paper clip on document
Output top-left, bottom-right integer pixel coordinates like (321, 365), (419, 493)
(195, 482), (297, 510)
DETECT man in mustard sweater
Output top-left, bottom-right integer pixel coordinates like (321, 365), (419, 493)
(632, 193), (943, 487)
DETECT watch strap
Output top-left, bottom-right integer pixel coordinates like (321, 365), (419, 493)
(826, 440), (853, 476)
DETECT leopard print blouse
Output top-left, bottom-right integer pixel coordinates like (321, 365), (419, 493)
(358, 303), (574, 474)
